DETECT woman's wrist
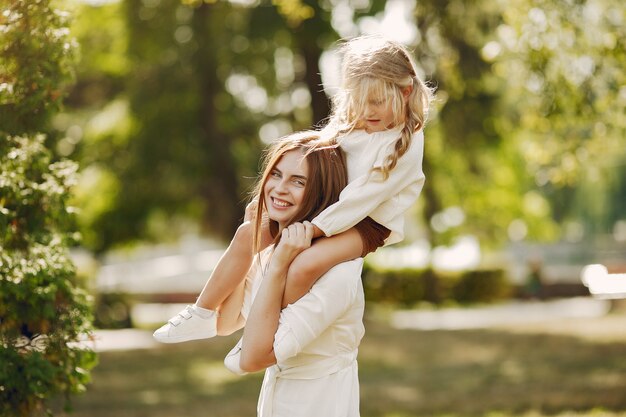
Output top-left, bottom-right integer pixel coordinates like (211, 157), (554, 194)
(267, 261), (290, 280)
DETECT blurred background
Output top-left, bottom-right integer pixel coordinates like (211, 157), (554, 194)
(7, 0), (626, 415)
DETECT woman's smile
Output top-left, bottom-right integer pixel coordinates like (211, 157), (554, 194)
(263, 149), (309, 228)
(270, 197), (293, 208)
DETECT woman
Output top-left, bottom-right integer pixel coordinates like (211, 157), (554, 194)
(216, 132), (367, 417)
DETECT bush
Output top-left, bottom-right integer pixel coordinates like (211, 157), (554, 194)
(94, 293), (133, 329)
(453, 269), (512, 303)
(0, 0), (76, 135)
(0, 135), (97, 417)
(0, 1), (96, 415)
(363, 264), (512, 306)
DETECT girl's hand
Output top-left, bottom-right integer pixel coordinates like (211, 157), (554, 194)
(273, 221), (314, 267)
(244, 199), (258, 223)
(241, 199), (273, 252)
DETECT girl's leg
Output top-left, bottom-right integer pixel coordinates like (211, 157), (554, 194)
(281, 228), (364, 307)
(153, 222), (255, 343)
(195, 222), (254, 310)
(215, 278), (247, 336)
(197, 200), (274, 309)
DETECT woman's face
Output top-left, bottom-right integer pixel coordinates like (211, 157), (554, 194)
(263, 149), (309, 229)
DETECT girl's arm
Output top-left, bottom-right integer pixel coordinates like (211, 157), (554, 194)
(239, 222), (315, 372)
(312, 130), (425, 237)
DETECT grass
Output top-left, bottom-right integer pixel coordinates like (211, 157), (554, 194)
(54, 309), (626, 417)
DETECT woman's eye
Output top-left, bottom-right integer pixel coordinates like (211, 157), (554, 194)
(294, 179), (306, 187)
(270, 171), (281, 178)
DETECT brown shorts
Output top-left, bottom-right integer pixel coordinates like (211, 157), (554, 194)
(354, 217), (391, 257)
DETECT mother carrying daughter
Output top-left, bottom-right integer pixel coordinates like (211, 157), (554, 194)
(153, 34), (432, 343)
(217, 133), (364, 416)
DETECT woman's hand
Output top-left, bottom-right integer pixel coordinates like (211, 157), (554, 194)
(273, 221), (314, 268)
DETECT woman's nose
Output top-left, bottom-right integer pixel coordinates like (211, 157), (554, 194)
(274, 179), (288, 193)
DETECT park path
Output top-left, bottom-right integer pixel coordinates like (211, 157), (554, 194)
(390, 296), (610, 330)
(84, 296), (614, 352)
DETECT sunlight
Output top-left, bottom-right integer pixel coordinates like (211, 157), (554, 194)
(322, 0), (419, 98)
(187, 359), (243, 394)
(368, 240), (430, 269)
(259, 119), (293, 144)
(431, 235), (481, 272)
(74, 0), (119, 5)
(581, 264), (626, 298)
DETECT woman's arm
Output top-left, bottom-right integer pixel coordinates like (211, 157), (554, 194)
(239, 222), (314, 373)
(272, 258), (362, 363)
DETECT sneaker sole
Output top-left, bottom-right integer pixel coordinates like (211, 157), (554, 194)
(153, 331), (216, 344)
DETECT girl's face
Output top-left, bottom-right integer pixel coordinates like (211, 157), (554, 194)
(263, 149), (309, 229)
(362, 97), (397, 133)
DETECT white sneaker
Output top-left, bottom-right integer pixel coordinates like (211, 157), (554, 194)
(152, 305), (217, 343)
(224, 338), (248, 375)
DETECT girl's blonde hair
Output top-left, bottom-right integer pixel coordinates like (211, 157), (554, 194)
(251, 131), (348, 254)
(325, 35), (433, 179)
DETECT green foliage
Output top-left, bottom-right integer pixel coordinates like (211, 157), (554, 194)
(93, 293), (132, 329)
(415, 0), (625, 244)
(0, 1), (96, 415)
(0, 0), (77, 135)
(66, 0), (339, 252)
(412, 0), (563, 247)
(496, 0), (625, 186)
(363, 264), (512, 306)
(66, 0), (129, 108)
(64, 0), (625, 252)
(451, 268), (512, 303)
(0, 135), (97, 417)
(493, 0), (626, 235)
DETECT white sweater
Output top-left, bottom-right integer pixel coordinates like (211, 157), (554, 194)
(311, 125), (425, 245)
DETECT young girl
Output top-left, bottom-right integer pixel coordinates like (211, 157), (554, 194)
(217, 133), (365, 417)
(153, 34), (432, 343)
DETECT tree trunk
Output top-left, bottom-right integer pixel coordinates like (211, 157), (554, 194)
(299, 41), (330, 127)
(193, 4), (244, 240)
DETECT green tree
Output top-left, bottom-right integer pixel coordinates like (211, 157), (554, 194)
(67, 0), (357, 251)
(411, 0), (625, 246)
(494, 0), (626, 238)
(0, 1), (96, 415)
(65, 0), (624, 254)
(410, 0), (559, 246)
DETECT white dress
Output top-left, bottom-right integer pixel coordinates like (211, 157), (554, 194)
(312, 126), (426, 245)
(231, 249), (366, 417)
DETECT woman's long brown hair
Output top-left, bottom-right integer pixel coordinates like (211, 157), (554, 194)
(251, 131), (348, 255)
